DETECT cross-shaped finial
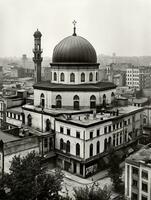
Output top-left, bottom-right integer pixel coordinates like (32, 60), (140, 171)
(72, 20), (77, 36)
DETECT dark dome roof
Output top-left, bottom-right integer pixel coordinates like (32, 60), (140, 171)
(34, 29), (42, 38)
(52, 35), (97, 63)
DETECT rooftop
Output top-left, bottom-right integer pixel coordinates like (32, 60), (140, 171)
(7, 106), (22, 114)
(0, 130), (19, 143)
(126, 144), (151, 166)
(33, 81), (116, 92)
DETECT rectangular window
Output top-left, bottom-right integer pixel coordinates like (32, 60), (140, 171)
(120, 122), (122, 128)
(113, 124), (115, 130)
(132, 179), (138, 188)
(14, 113), (16, 119)
(97, 129), (100, 137)
(60, 126), (64, 133)
(76, 131), (80, 138)
(132, 167), (139, 175)
(142, 195), (148, 200)
(128, 118), (130, 124)
(18, 115), (20, 120)
(142, 170), (148, 180)
(90, 131), (93, 139)
(44, 138), (48, 148)
(104, 127), (107, 134)
(116, 123), (119, 129)
(10, 113), (12, 118)
(131, 192), (138, 200)
(142, 182), (148, 193)
(67, 129), (70, 136)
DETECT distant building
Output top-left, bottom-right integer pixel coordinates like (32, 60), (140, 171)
(126, 66), (151, 90)
(125, 144), (151, 200)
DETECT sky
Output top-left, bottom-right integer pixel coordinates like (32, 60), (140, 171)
(1, 0), (151, 57)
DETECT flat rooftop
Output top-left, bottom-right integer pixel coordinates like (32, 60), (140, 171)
(126, 144), (151, 166)
(0, 130), (19, 143)
(7, 106), (22, 114)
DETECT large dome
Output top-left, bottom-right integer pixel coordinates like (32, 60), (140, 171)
(52, 35), (97, 63)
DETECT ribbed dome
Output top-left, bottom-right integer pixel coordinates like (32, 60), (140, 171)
(52, 35), (97, 63)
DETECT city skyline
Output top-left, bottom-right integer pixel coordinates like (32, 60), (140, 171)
(1, 0), (151, 57)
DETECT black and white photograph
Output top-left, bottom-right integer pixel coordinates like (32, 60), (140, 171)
(0, 0), (151, 199)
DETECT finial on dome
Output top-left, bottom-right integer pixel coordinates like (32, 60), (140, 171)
(72, 20), (77, 36)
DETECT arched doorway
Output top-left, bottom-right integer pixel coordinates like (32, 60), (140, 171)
(73, 95), (80, 110)
(56, 95), (62, 108)
(90, 95), (96, 109)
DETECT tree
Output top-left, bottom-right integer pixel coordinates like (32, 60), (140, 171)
(0, 151), (64, 200)
(73, 183), (111, 200)
(108, 148), (123, 192)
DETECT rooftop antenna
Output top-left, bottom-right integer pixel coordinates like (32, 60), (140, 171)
(72, 20), (77, 36)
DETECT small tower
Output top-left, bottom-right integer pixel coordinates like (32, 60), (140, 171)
(33, 29), (43, 83)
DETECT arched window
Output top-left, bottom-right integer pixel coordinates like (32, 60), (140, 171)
(40, 93), (45, 108)
(90, 95), (96, 109)
(89, 144), (93, 157)
(60, 73), (65, 82)
(103, 94), (106, 107)
(81, 73), (85, 82)
(46, 119), (51, 132)
(97, 141), (100, 154)
(54, 72), (57, 81)
(66, 140), (70, 153)
(111, 92), (115, 105)
(104, 138), (108, 151)
(89, 72), (93, 82)
(96, 72), (98, 81)
(27, 114), (32, 127)
(56, 95), (62, 108)
(60, 138), (63, 150)
(76, 143), (80, 156)
(143, 118), (147, 124)
(73, 95), (80, 110)
(70, 73), (75, 82)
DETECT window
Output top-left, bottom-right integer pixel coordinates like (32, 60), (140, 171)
(109, 125), (111, 132)
(60, 139), (63, 150)
(113, 124), (115, 130)
(60, 126), (64, 133)
(56, 95), (62, 108)
(97, 141), (100, 154)
(67, 129), (70, 136)
(76, 143), (80, 156)
(131, 193), (138, 200)
(14, 113), (16, 119)
(96, 72), (98, 81)
(97, 129), (100, 137)
(44, 138), (48, 148)
(120, 122), (122, 128)
(128, 118), (130, 124)
(142, 170), (148, 180)
(132, 179), (138, 188)
(89, 144), (93, 157)
(81, 73), (85, 82)
(70, 73), (75, 82)
(132, 167), (139, 175)
(104, 127), (107, 134)
(90, 131), (93, 139)
(113, 134), (116, 146)
(54, 72), (57, 81)
(73, 95), (80, 110)
(46, 119), (51, 131)
(142, 182), (148, 193)
(66, 141), (70, 153)
(40, 93), (45, 108)
(27, 114), (32, 127)
(142, 195), (148, 200)
(90, 95), (96, 109)
(60, 73), (65, 82)
(76, 131), (80, 138)
(89, 72), (93, 81)
(18, 115), (20, 120)
(10, 113), (12, 118)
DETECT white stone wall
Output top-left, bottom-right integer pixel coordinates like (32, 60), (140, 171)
(34, 88), (116, 109)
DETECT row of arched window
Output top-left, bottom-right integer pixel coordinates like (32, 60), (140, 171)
(60, 139), (80, 156)
(53, 72), (98, 82)
(40, 93), (113, 109)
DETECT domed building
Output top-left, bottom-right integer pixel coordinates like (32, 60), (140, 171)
(22, 26), (143, 178)
(33, 26), (116, 110)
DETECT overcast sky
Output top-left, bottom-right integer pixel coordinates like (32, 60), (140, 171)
(1, 0), (151, 57)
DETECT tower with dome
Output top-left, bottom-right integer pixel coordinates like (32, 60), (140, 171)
(22, 24), (143, 177)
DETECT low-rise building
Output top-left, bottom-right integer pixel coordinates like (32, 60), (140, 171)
(125, 144), (151, 200)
